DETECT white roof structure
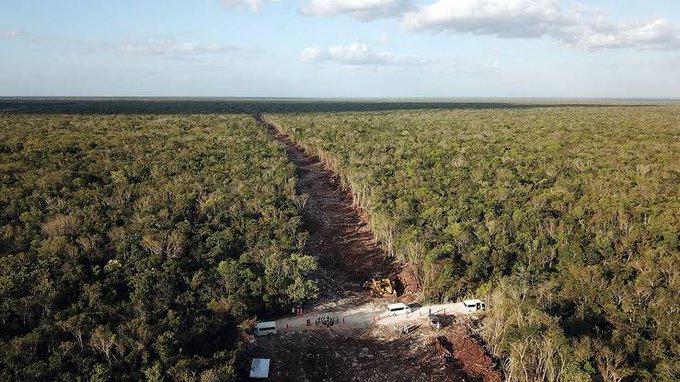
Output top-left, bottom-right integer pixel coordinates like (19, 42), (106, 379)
(250, 358), (270, 379)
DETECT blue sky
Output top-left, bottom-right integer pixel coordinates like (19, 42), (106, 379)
(1, 0), (679, 97)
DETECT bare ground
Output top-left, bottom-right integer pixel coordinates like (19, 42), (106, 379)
(254, 116), (502, 382)
(262, 116), (413, 304)
(250, 320), (501, 382)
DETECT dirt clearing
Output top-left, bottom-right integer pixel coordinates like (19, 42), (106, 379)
(250, 319), (501, 382)
(254, 116), (501, 381)
(261, 116), (417, 304)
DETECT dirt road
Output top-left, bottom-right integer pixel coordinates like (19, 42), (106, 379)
(276, 302), (475, 331)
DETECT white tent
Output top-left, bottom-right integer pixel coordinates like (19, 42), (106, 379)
(250, 358), (270, 379)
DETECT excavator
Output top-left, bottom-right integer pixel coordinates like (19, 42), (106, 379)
(365, 275), (396, 297)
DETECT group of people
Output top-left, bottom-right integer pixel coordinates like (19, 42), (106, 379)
(295, 303), (342, 328)
(307, 315), (340, 327)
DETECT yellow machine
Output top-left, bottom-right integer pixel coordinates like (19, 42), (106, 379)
(365, 276), (396, 297)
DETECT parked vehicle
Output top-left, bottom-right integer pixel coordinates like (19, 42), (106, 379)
(253, 321), (277, 336)
(386, 303), (412, 316)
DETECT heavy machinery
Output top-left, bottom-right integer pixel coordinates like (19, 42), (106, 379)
(365, 275), (396, 297)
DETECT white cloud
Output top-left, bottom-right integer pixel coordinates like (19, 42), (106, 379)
(403, 0), (561, 37)
(297, 0), (680, 50)
(302, 42), (427, 66)
(300, 0), (411, 20)
(221, 0), (265, 12)
(0, 30), (250, 58)
(557, 17), (680, 50)
(402, 0), (680, 50)
(117, 39), (239, 56)
(1, 29), (24, 39)
(301, 41), (497, 73)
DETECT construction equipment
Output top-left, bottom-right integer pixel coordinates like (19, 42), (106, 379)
(365, 276), (396, 297)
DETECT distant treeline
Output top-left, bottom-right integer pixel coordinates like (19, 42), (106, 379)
(0, 114), (317, 380)
(0, 98), (661, 115)
(267, 106), (680, 382)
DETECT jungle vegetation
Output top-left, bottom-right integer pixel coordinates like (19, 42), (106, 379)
(267, 106), (680, 382)
(0, 114), (317, 381)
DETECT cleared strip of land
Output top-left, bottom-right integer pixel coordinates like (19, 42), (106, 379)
(253, 115), (501, 382)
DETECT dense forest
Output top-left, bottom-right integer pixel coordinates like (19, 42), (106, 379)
(1, 106), (677, 381)
(0, 114), (317, 380)
(267, 106), (680, 382)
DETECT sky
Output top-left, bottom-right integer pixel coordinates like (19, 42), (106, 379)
(1, 0), (679, 98)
